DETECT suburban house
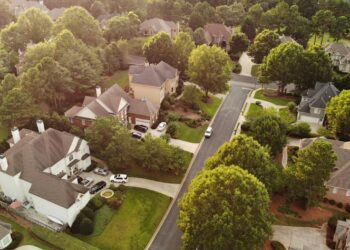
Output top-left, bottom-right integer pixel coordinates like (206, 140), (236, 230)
(333, 219), (350, 250)
(65, 84), (159, 128)
(204, 23), (233, 50)
(0, 121), (92, 227)
(0, 222), (11, 249)
(129, 61), (179, 106)
(297, 82), (339, 124)
(140, 18), (179, 38)
(325, 43), (350, 73)
(300, 138), (350, 204)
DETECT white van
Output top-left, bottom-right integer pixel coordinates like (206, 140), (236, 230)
(110, 174), (128, 183)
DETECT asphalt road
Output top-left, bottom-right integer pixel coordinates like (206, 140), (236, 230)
(149, 83), (251, 250)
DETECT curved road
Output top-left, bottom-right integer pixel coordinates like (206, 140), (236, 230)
(149, 82), (251, 250)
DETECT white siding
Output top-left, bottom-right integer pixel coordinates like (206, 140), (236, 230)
(298, 115), (320, 124)
(0, 234), (12, 249)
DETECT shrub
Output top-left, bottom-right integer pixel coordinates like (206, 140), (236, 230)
(287, 102), (296, 112)
(345, 204), (350, 213)
(337, 202), (344, 208)
(4, 232), (23, 250)
(323, 197), (329, 203)
(182, 85), (199, 107)
(70, 212), (85, 233)
(80, 217), (94, 235)
(271, 240), (286, 250)
(166, 123), (177, 137)
(160, 134), (171, 143)
(109, 184), (119, 192)
(329, 199), (336, 205)
(287, 122), (311, 138)
(317, 127), (335, 139)
(232, 62), (242, 74)
(328, 215), (338, 231)
(185, 119), (201, 128)
(240, 121), (251, 132)
(107, 193), (124, 209)
(88, 195), (106, 211)
(82, 206), (95, 220)
(117, 184), (127, 193)
(166, 112), (181, 122)
(326, 239), (336, 249)
(161, 100), (171, 110)
(201, 113), (211, 121)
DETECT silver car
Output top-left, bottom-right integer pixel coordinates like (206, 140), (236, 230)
(93, 167), (109, 176)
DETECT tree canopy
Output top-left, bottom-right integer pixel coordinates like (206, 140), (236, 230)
(104, 12), (140, 41)
(326, 90), (350, 136)
(179, 166), (272, 250)
(143, 32), (174, 65)
(173, 32), (195, 77)
(248, 29), (280, 64)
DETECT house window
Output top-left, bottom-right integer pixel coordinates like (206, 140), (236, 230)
(346, 190), (350, 197)
(313, 108), (321, 114)
(333, 187), (338, 194)
(81, 119), (86, 126)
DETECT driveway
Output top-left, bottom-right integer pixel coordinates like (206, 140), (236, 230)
(79, 172), (180, 198)
(239, 52), (255, 76)
(272, 225), (330, 250)
(148, 82), (250, 250)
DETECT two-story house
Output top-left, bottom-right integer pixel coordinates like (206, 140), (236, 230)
(140, 18), (179, 38)
(129, 61), (179, 106)
(325, 43), (350, 73)
(204, 23), (233, 50)
(65, 84), (158, 128)
(0, 120), (91, 227)
(297, 82), (339, 124)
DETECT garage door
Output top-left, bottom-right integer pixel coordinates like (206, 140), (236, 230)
(298, 115), (320, 124)
(135, 118), (150, 128)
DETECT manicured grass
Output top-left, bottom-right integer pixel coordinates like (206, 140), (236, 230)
(90, 205), (115, 236)
(174, 121), (208, 143)
(246, 103), (263, 119)
(279, 108), (296, 124)
(32, 225), (98, 250)
(114, 151), (193, 183)
(308, 33), (350, 48)
(251, 64), (260, 77)
(101, 70), (129, 90)
(78, 187), (172, 250)
(0, 122), (9, 141)
(197, 95), (222, 118)
(0, 215), (51, 249)
(254, 89), (296, 106)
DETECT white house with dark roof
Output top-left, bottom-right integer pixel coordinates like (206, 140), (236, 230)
(140, 18), (179, 38)
(297, 82), (339, 124)
(325, 43), (350, 73)
(0, 121), (91, 227)
(129, 61), (179, 106)
(65, 84), (158, 128)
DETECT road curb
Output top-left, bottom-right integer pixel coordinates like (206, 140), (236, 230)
(145, 91), (228, 250)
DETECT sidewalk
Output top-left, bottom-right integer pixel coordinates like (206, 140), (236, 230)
(239, 52), (256, 76)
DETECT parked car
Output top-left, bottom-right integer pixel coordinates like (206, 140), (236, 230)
(80, 177), (94, 187)
(134, 124), (148, 133)
(157, 122), (167, 131)
(110, 174), (128, 183)
(93, 167), (109, 176)
(89, 181), (107, 194)
(131, 131), (143, 140)
(205, 126), (213, 138)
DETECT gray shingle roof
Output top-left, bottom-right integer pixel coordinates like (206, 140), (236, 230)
(129, 99), (159, 117)
(204, 23), (232, 43)
(298, 82), (339, 112)
(0, 222), (11, 239)
(325, 43), (350, 57)
(140, 18), (177, 34)
(2, 128), (88, 208)
(130, 61), (177, 87)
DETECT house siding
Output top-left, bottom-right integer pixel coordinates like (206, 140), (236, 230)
(326, 187), (350, 204)
(129, 82), (163, 106)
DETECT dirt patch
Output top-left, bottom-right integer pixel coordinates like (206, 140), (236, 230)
(270, 194), (333, 222)
(172, 106), (201, 120)
(263, 89), (296, 101)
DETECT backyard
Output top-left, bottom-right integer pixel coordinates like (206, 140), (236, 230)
(246, 103), (296, 124)
(101, 70), (129, 90)
(77, 187), (172, 250)
(254, 89), (297, 106)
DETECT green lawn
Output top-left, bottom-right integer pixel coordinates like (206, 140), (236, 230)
(0, 215), (51, 249)
(197, 95), (222, 118)
(254, 89), (296, 106)
(77, 187), (172, 250)
(101, 70), (129, 90)
(308, 33), (350, 48)
(0, 123), (9, 141)
(251, 64), (260, 77)
(279, 108), (296, 124)
(114, 150), (192, 183)
(174, 121), (208, 143)
(90, 205), (115, 236)
(246, 103), (263, 119)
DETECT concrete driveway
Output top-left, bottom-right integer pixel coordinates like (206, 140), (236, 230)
(79, 171), (180, 198)
(239, 52), (255, 76)
(272, 225), (330, 250)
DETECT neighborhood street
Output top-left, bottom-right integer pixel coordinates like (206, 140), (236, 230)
(148, 82), (251, 250)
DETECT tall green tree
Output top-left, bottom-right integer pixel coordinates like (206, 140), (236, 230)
(247, 3), (264, 24)
(0, 45), (18, 79)
(143, 32), (174, 65)
(312, 10), (336, 45)
(296, 0), (318, 18)
(179, 166), (272, 250)
(99, 41), (122, 75)
(173, 32), (195, 77)
(0, 74), (19, 99)
(326, 90), (350, 136)
(53, 6), (104, 46)
(193, 27), (206, 45)
(286, 139), (336, 207)
(104, 12), (140, 41)
(330, 16), (350, 41)
(250, 113), (287, 155)
(0, 0), (14, 29)
(0, 87), (38, 126)
(188, 45), (233, 98)
(205, 134), (281, 193)
(248, 29), (280, 64)
(241, 16), (256, 40)
(229, 33), (250, 55)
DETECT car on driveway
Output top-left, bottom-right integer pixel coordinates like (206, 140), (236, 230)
(157, 122), (167, 132)
(89, 181), (107, 194)
(131, 131), (143, 140)
(134, 125), (148, 133)
(205, 126), (213, 138)
(110, 174), (128, 183)
(93, 167), (109, 176)
(77, 176), (94, 187)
